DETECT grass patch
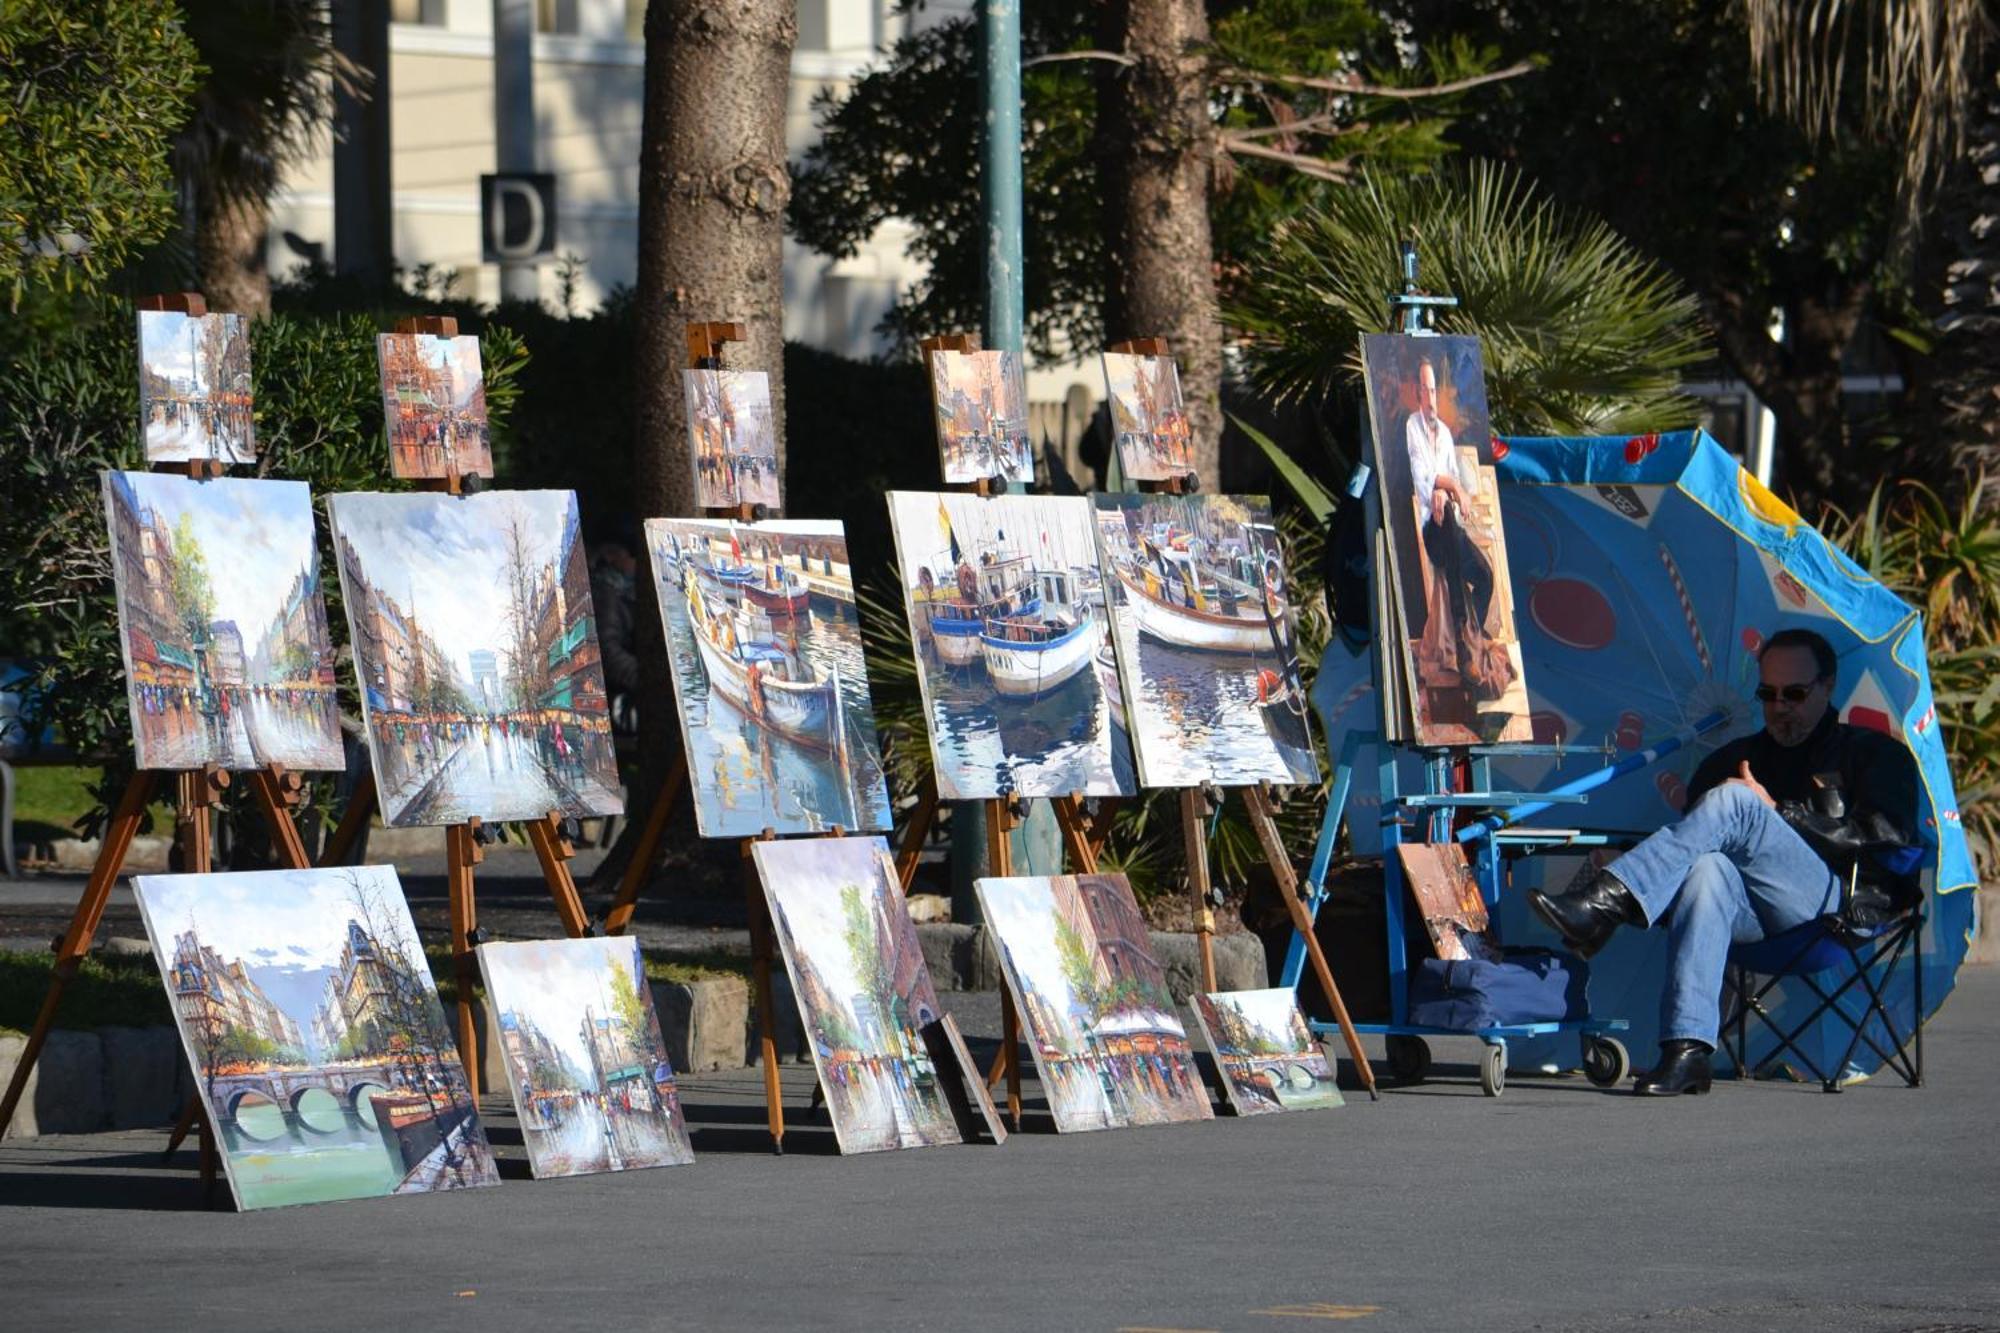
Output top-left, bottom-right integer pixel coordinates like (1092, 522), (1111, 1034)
(0, 950), (174, 1034)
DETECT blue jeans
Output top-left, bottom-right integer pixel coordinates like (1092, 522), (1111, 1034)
(1606, 784), (1841, 1047)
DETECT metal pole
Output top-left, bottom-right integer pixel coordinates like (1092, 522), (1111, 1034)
(493, 0), (539, 303)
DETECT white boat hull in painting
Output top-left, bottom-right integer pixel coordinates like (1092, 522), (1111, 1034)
(692, 627), (837, 750)
(931, 620), (985, 668)
(1112, 563), (1279, 654)
(981, 617), (1102, 698)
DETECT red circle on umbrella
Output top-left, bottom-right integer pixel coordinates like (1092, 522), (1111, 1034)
(1530, 577), (1616, 650)
(1656, 771), (1687, 812)
(1491, 436), (1510, 461)
(1530, 711), (1568, 746)
(1741, 627), (1763, 653)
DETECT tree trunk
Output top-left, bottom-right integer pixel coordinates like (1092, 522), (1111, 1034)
(1094, 0), (1222, 488)
(1914, 64), (2000, 490)
(195, 189), (272, 317)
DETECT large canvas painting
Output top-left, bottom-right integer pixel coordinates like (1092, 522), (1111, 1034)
(1361, 334), (1531, 745)
(1093, 492), (1318, 787)
(137, 309), (255, 464)
(752, 837), (962, 1154)
(887, 491), (1133, 800)
(102, 472), (343, 772)
(1100, 351), (1194, 483)
(377, 333), (491, 480)
(476, 937), (694, 1178)
(643, 518), (891, 837)
(328, 490), (624, 827)
(132, 866), (499, 1210)
(975, 873), (1211, 1133)
(1190, 988), (1345, 1116)
(928, 348), (1033, 485)
(685, 369), (781, 511)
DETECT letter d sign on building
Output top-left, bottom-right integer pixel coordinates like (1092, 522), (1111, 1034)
(480, 173), (557, 264)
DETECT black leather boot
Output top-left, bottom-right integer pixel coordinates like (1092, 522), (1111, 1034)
(1527, 870), (1646, 960)
(1633, 1040), (1713, 1096)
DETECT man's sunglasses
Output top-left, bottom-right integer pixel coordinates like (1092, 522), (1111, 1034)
(1754, 682), (1824, 704)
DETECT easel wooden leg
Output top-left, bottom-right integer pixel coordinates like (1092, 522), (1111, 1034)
(317, 770), (376, 867)
(742, 855), (786, 1154)
(246, 765), (310, 869)
(1242, 785), (1379, 1099)
(196, 1109), (220, 1203)
(981, 799), (1022, 1127)
(525, 814), (591, 937)
(446, 821), (482, 1098)
(894, 775), (939, 891)
(1179, 788), (1218, 993)
(1051, 792), (1099, 874)
(163, 1092), (200, 1158)
(604, 753), (686, 934)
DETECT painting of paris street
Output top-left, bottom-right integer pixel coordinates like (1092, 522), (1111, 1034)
(887, 491), (1134, 800)
(685, 368), (782, 511)
(975, 873), (1212, 1134)
(132, 866), (499, 1211)
(102, 473), (344, 773)
(1191, 988), (1345, 1117)
(1093, 493), (1319, 788)
(928, 348), (1034, 486)
(644, 518), (891, 838)
(751, 837), (963, 1155)
(477, 937), (694, 1178)
(1101, 351), (1194, 483)
(328, 490), (624, 827)
(137, 309), (255, 464)
(377, 333), (492, 480)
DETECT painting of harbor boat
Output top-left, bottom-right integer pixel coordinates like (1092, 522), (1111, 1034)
(138, 309), (255, 464)
(1101, 351), (1194, 483)
(377, 332), (491, 480)
(1092, 492), (1318, 788)
(644, 518), (891, 838)
(132, 865), (499, 1210)
(976, 872), (1212, 1133)
(887, 491), (1134, 800)
(476, 937), (694, 1178)
(686, 368), (781, 510)
(928, 348), (1034, 486)
(1191, 988), (1345, 1116)
(751, 837), (963, 1155)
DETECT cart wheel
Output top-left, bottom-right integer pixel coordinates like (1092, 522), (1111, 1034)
(1480, 1042), (1506, 1097)
(1385, 1035), (1431, 1084)
(1581, 1036), (1630, 1088)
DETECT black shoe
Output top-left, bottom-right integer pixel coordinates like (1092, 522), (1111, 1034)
(1633, 1040), (1713, 1096)
(1527, 870), (1646, 960)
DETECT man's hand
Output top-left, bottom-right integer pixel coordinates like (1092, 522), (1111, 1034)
(1724, 760), (1775, 808)
(1429, 486), (1448, 524)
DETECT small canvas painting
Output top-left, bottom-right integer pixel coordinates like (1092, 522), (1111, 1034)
(102, 472), (344, 773)
(751, 837), (962, 1154)
(1101, 351), (1193, 483)
(929, 348), (1033, 485)
(887, 491), (1133, 800)
(976, 873), (1212, 1133)
(1396, 842), (1499, 962)
(1093, 492), (1317, 787)
(378, 333), (491, 480)
(644, 518), (891, 837)
(132, 866), (499, 1210)
(1191, 988), (1344, 1116)
(137, 309), (255, 464)
(686, 369), (781, 510)
(328, 490), (624, 827)
(477, 937), (694, 1178)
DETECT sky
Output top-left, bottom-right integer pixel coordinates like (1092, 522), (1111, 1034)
(108, 474), (320, 644)
(137, 311), (198, 385)
(974, 875), (1086, 1029)
(888, 492), (1098, 591)
(753, 836), (898, 1018)
(478, 937), (649, 1078)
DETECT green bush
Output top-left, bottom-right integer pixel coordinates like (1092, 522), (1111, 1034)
(0, 950), (173, 1035)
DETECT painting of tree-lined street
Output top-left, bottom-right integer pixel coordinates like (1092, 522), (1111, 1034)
(1190, 988), (1344, 1117)
(685, 368), (781, 510)
(476, 937), (694, 1178)
(975, 873), (1211, 1134)
(131, 866), (499, 1211)
(1100, 351), (1193, 483)
(928, 348), (1033, 485)
(327, 490), (623, 827)
(101, 472), (343, 772)
(377, 333), (491, 480)
(137, 309), (254, 464)
(751, 837), (962, 1155)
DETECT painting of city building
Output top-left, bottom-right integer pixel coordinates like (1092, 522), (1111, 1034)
(1100, 351), (1193, 483)
(975, 873), (1212, 1134)
(137, 309), (255, 464)
(1191, 988), (1345, 1116)
(328, 490), (623, 827)
(101, 472), (343, 772)
(476, 937), (694, 1178)
(928, 348), (1033, 485)
(1093, 492), (1318, 788)
(751, 837), (962, 1155)
(644, 518), (891, 837)
(377, 333), (491, 480)
(131, 865), (499, 1211)
(685, 369), (781, 511)
(887, 491), (1133, 800)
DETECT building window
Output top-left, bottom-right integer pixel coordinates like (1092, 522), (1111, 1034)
(390, 0), (445, 24)
(536, 0), (579, 34)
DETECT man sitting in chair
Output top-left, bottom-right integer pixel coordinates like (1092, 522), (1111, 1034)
(1529, 628), (1923, 1095)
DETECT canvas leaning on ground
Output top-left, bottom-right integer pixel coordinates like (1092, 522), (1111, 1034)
(137, 309), (254, 464)
(132, 865), (499, 1211)
(644, 518), (892, 837)
(328, 489), (624, 827)
(1100, 351), (1194, 483)
(377, 333), (491, 480)
(1191, 988), (1345, 1116)
(476, 937), (694, 1178)
(685, 369), (781, 510)
(102, 472), (344, 773)
(927, 348), (1033, 485)
(886, 491), (1134, 800)
(1093, 492), (1318, 787)
(751, 837), (962, 1155)
(975, 872), (1211, 1134)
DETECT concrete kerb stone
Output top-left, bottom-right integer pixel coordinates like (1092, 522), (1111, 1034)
(657, 976), (749, 1073)
(98, 1026), (183, 1130)
(0, 1029), (105, 1137)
